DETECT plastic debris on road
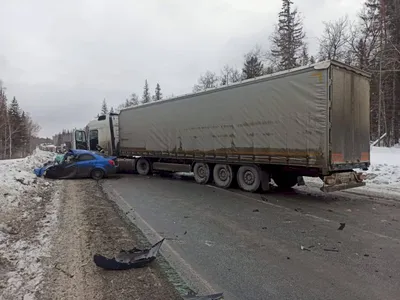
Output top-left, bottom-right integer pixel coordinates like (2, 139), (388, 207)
(93, 238), (165, 270)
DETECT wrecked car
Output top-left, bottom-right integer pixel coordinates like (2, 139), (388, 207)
(34, 149), (117, 180)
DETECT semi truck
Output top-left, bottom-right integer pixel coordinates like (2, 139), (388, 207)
(79, 60), (371, 192)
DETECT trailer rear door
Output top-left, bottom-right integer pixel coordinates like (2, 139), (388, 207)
(329, 63), (371, 171)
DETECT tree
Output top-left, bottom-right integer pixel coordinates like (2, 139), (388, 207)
(193, 71), (219, 92)
(8, 97), (22, 157)
(309, 55), (316, 64)
(128, 93), (139, 106)
(101, 99), (108, 115)
(110, 107), (115, 113)
(0, 82), (9, 159)
(242, 56), (264, 79)
(300, 44), (309, 65)
(142, 80), (151, 104)
(264, 66), (274, 74)
(318, 16), (350, 61)
(154, 83), (162, 101)
(220, 65), (242, 85)
(271, 0), (306, 70)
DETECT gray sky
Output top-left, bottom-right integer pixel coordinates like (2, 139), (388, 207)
(0, 0), (362, 137)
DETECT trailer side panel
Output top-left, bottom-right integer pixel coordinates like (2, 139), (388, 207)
(119, 66), (330, 168)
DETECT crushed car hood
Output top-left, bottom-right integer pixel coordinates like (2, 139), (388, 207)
(34, 161), (56, 177)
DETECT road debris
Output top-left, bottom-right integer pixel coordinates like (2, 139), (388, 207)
(301, 245), (311, 251)
(93, 238), (165, 270)
(338, 223), (346, 230)
(323, 248), (339, 252)
(183, 291), (224, 299)
(253, 209), (259, 212)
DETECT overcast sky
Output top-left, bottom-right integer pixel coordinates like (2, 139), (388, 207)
(0, 0), (363, 137)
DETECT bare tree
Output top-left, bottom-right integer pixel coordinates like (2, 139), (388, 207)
(193, 71), (219, 92)
(220, 65), (241, 85)
(318, 16), (351, 61)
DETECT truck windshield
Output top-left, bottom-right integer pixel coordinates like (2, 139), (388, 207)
(75, 130), (86, 142)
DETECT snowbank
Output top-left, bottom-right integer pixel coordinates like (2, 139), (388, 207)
(365, 146), (400, 186)
(302, 146), (400, 196)
(0, 150), (59, 300)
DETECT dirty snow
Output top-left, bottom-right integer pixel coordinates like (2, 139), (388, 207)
(0, 149), (58, 300)
(302, 146), (400, 196)
(364, 146), (400, 185)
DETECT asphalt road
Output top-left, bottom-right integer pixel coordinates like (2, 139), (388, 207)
(104, 174), (400, 300)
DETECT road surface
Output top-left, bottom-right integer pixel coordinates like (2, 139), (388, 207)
(39, 180), (180, 300)
(103, 174), (400, 300)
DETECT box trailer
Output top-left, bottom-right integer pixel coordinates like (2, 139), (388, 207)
(87, 60), (371, 192)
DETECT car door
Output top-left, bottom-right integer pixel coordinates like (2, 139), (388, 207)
(45, 159), (78, 179)
(75, 153), (96, 178)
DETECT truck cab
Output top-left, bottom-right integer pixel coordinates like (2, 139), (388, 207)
(86, 113), (119, 156)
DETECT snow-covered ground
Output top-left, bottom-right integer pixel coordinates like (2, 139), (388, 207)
(0, 150), (58, 300)
(364, 146), (400, 185)
(299, 146), (400, 197)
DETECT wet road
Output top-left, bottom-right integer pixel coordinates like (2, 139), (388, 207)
(103, 174), (400, 300)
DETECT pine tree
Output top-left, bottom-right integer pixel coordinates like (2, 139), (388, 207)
(0, 84), (8, 159)
(271, 0), (306, 70)
(19, 111), (29, 156)
(154, 83), (162, 101)
(110, 107), (115, 113)
(242, 56), (264, 79)
(301, 44), (309, 65)
(8, 97), (21, 157)
(264, 66), (274, 74)
(309, 55), (316, 64)
(142, 80), (151, 104)
(101, 99), (108, 115)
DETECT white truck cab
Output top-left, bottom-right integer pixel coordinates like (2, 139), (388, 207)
(86, 113), (119, 156)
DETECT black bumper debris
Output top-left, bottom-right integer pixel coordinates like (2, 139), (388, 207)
(93, 238), (165, 270)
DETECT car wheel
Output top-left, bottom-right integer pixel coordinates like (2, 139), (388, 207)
(91, 168), (105, 180)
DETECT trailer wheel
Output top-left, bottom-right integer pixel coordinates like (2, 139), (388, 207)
(237, 165), (260, 192)
(273, 173), (298, 189)
(193, 162), (211, 184)
(213, 164), (233, 188)
(136, 158), (152, 176)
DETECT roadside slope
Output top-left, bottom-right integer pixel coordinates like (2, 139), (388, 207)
(39, 179), (181, 300)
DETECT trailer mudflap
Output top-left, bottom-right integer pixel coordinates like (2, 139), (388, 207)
(320, 171), (366, 193)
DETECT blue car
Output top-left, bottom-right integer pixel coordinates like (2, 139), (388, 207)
(34, 149), (117, 180)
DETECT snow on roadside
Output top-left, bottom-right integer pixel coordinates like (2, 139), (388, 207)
(364, 146), (400, 186)
(302, 146), (400, 196)
(0, 149), (59, 300)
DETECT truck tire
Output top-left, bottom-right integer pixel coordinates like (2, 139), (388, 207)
(237, 165), (260, 192)
(91, 168), (105, 180)
(136, 158), (152, 176)
(213, 164), (233, 188)
(273, 173), (298, 189)
(193, 162), (212, 184)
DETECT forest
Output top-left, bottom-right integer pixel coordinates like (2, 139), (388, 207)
(0, 81), (40, 159)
